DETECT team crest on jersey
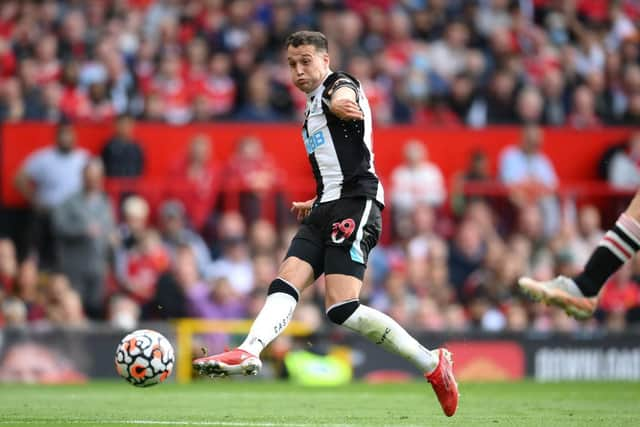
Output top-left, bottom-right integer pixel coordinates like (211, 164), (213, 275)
(331, 218), (356, 244)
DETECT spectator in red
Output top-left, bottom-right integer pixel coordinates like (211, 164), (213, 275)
(0, 36), (16, 78)
(59, 61), (91, 121)
(134, 38), (158, 92)
(384, 10), (417, 78)
(225, 135), (284, 225)
(167, 133), (218, 231)
(416, 96), (462, 128)
(115, 229), (170, 305)
(599, 262), (640, 314)
(34, 34), (61, 85)
(184, 38), (209, 86)
(146, 52), (191, 124)
(101, 114), (145, 178)
(113, 195), (166, 308)
(194, 52), (236, 119)
(567, 85), (602, 129)
(85, 82), (116, 122)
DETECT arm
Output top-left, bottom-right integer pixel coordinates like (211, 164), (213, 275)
(14, 169), (36, 205)
(14, 151), (42, 205)
(102, 198), (120, 247)
(329, 79), (363, 121)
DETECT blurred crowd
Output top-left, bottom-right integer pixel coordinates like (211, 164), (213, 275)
(0, 0), (638, 126)
(1, 119), (639, 344)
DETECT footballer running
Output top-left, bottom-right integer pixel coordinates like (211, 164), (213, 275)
(193, 30), (459, 417)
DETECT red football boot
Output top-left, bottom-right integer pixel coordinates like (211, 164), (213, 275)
(193, 348), (262, 377)
(425, 348), (459, 417)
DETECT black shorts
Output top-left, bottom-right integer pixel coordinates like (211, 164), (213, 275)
(286, 197), (382, 280)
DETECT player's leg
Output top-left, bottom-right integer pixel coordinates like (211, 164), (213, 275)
(519, 189), (640, 319)
(324, 272), (438, 374)
(193, 233), (323, 377)
(237, 254), (315, 357)
(321, 198), (458, 416)
(323, 271), (458, 417)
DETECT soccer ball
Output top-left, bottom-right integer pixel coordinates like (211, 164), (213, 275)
(115, 329), (174, 387)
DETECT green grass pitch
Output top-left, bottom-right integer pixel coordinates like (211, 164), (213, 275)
(0, 380), (638, 427)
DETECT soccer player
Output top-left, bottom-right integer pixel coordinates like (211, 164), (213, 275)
(193, 31), (459, 417)
(519, 189), (640, 319)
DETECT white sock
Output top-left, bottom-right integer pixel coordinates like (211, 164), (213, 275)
(238, 279), (298, 357)
(341, 304), (438, 374)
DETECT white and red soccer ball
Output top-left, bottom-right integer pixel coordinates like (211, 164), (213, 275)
(115, 329), (174, 387)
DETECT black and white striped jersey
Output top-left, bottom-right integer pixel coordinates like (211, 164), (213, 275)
(301, 71), (385, 207)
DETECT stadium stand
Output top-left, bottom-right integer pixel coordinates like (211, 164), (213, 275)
(0, 0), (639, 342)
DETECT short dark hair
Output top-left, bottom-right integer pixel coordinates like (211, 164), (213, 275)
(285, 31), (328, 52)
(56, 121), (73, 137)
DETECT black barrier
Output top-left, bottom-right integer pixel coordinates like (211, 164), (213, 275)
(334, 331), (640, 381)
(1, 326), (639, 382)
(0, 324), (175, 382)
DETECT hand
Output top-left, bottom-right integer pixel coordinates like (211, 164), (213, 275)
(291, 198), (315, 221)
(330, 98), (364, 121)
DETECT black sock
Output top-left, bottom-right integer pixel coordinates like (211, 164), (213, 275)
(574, 214), (640, 297)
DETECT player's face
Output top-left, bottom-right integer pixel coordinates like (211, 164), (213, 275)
(287, 44), (329, 93)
